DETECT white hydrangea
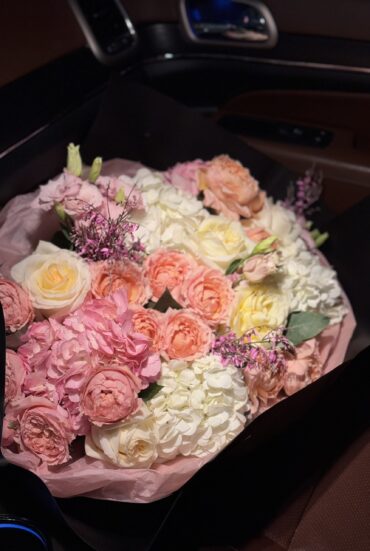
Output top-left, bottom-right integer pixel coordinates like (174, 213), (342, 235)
(129, 168), (209, 254)
(280, 246), (347, 324)
(148, 356), (250, 461)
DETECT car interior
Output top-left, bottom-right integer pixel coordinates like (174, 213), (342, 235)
(0, 1), (369, 550)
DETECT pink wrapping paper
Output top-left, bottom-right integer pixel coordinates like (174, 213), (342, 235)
(0, 159), (356, 503)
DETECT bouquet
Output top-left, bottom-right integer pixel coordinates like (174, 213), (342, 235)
(0, 146), (354, 502)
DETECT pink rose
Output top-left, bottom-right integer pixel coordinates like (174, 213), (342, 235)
(164, 160), (204, 196)
(242, 253), (278, 283)
(162, 309), (212, 361)
(131, 306), (164, 352)
(91, 261), (150, 305)
(12, 396), (73, 465)
(144, 249), (196, 302)
(81, 364), (141, 426)
(201, 155), (265, 220)
(181, 266), (234, 326)
(0, 279), (34, 333)
(5, 350), (27, 404)
(284, 339), (321, 396)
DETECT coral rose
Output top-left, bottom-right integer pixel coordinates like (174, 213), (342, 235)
(91, 260), (150, 305)
(200, 155), (265, 220)
(144, 249), (196, 302)
(181, 266), (234, 326)
(81, 364), (141, 426)
(131, 305), (164, 352)
(12, 396), (73, 465)
(5, 350), (27, 404)
(162, 309), (212, 361)
(0, 278), (34, 333)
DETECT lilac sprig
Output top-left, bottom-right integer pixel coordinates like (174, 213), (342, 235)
(211, 328), (294, 373)
(285, 167), (322, 217)
(70, 205), (145, 263)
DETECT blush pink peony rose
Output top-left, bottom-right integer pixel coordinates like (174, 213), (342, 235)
(91, 261), (150, 305)
(5, 350), (27, 404)
(201, 155), (265, 220)
(81, 364), (141, 426)
(284, 339), (321, 396)
(242, 253), (278, 283)
(144, 249), (196, 302)
(0, 278), (34, 333)
(243, 350), (285, 413)
(162, 309), (212, 361)
(164, 160), (204, 196)
(131, 306), (164, 352)
(181, 266), (234, 326)
(12, 396), (73, 465)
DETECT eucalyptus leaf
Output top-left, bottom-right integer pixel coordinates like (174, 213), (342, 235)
(139, 383), (163, 402)
(153, 288), (183, 312)
(286, 311), (330, 346)
(225, 258), (244, 275)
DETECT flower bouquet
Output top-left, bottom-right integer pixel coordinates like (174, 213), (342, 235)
(0, 146), (355, 502)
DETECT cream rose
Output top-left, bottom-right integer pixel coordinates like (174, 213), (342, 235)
(11, 241), (91, 317)
(85, 404), (159, 468)
(191, 216), (253, 270)
(231, 283), (289, 336)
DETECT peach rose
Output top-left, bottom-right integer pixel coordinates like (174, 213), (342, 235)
(90, 261), (150, 305)
(0, 278), (34, 333)
(284, 339), (321, 396)
(12, 396), (73, 465)
(243, 225), (272, 242)
(200, 155), (265, 220)
(242, 253), (278, 283)
(5, 350), (27, 404)
(181, 266), (234, 326)
(162, 309), (212, 361)
(81, 364), (141, 426)
(144, 249), (196, 302)
(131, 306), (164, 352)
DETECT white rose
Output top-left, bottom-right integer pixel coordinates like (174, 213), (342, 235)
(189, 215), (253, 270)
(148, 355), (249, 461)
(85, 404), (159, 469)
(11, 241), (91, 317)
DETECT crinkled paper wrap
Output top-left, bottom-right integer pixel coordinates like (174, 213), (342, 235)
(0, 160), (356, 503)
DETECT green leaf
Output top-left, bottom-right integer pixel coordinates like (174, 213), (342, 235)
(139, 383), (163, 402)
(286, 311), (330, 346)
(153, 288), (183, 312)
(89, 156), (102, 183)
(67, 143), (82, 177)
(251, 235), (278, 256)
(51, 230), (72, 250)
(225, 258), (244, 275)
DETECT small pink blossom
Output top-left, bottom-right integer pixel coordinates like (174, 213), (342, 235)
(242, 253), (278, 283)
(5, 350), (27, 404)
(33, 171), (82, 212)
(284, 338), (321, 396)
